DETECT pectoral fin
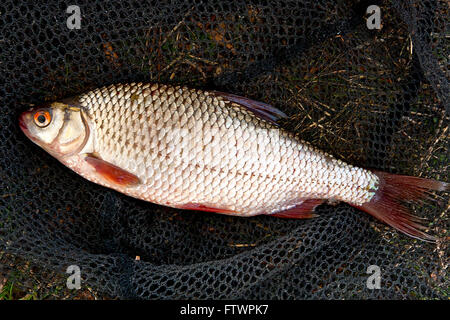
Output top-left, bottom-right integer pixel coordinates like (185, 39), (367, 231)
(85, 154), (141, 187)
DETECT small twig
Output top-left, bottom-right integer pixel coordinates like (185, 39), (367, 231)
(183, 59), (207, 79)
(187, 54), (218, 65)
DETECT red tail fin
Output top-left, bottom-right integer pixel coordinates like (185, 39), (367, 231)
(354, 171), (449, 242)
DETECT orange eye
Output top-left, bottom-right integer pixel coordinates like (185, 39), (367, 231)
(33, 110), (52, 127)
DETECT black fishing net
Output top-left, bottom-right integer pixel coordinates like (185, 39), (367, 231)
(0, 0), (448, 299)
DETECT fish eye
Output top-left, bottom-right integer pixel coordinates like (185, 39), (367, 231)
(33, 110), (52, 128)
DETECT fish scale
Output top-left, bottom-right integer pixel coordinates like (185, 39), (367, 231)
(75, 82), (379, 215)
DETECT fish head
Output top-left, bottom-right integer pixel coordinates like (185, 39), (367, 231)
(19, 101), (91, 158)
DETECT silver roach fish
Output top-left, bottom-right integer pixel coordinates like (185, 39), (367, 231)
(19, 83), (449, 241)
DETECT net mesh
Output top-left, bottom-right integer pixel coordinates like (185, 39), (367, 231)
(0, 0), (448, 299)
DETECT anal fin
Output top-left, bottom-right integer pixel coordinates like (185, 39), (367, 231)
(269, 199), (324, 219)
(85, 154), (141, 187)
(212, 91), (287, 125)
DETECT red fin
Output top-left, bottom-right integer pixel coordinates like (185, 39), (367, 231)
(269, 199), (323, 219)
(85, 155), (140, 187)
(354, 171), (449, 242)
(212, 91), (287, 125)
(177, 203), (237, 215)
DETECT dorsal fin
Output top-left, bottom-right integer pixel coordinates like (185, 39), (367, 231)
(212, 91), (287, 125)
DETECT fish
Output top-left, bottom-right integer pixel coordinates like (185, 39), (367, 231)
(19, 82), (449, 242)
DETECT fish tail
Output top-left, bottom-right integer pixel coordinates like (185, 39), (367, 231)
(353, 171), (449, 242)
